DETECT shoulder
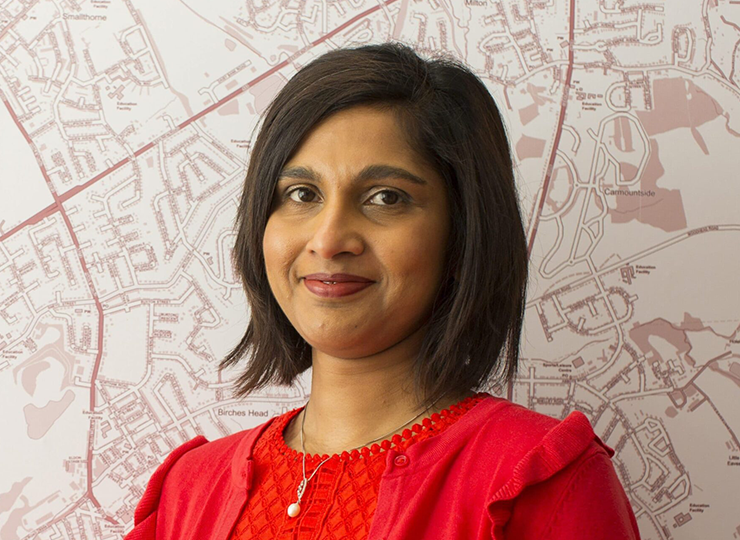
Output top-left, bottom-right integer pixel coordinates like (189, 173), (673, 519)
(126, 417), (276, 538)
(503, 445), (640, 539)
(474, 397), (613, 468)
(160, 418), (276, 487)
(166, 427), (252, 471)
(470, 398), (638, 539)
(129, 435), (212, 532)
(477, 397), (565, 444)
(467, 397), (614, 499)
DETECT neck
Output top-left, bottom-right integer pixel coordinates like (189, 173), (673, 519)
(284, 328), (474, 456)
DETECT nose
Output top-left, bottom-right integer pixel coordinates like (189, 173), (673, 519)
(304, 197), (364, 259)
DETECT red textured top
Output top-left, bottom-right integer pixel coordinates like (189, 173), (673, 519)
(229, 393), (488, 540)
(125, 395), (641, 540)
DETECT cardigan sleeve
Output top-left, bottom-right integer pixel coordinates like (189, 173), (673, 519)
(123, 436), (209, 540)
(503, 450), (642, 540)
(542, 451), (641, 539)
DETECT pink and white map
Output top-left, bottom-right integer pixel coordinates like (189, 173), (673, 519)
(1, 0), (739, 538)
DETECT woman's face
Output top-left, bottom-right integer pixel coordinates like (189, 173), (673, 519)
(263, 105), (450, 360)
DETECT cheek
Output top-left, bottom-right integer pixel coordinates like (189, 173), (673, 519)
(384, 222), (448, 283)
(263, 219), (297, 281)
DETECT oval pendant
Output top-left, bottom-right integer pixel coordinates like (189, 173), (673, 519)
(287, 502), (301, 518)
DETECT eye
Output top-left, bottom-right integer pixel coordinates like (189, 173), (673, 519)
(284, 186), (408, 207)
(367, 189), (406, 207)
(286, 186), (318, 203)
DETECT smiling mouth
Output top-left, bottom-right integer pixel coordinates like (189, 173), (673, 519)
(302, 278), (374, 298)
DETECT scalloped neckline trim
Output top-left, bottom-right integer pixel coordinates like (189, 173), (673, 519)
(271, 392), (489, 463)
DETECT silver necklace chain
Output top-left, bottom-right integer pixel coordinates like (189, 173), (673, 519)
(286, 394), (445, 518)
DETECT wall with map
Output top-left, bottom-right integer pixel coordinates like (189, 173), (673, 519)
(1, 0), (738, 538)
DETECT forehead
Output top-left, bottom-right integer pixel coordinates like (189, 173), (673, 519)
(284, 105), (439, 184)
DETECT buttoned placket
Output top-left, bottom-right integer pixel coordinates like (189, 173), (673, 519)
(366, 447), (414, 540)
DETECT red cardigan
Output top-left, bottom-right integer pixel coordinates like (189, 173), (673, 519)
(124, 395), (641, 539)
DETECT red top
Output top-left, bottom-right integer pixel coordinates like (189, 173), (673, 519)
(230, 393), (487, 539)
(124, 394), (641, 540)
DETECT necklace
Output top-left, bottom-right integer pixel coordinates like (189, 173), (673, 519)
(286, 394), (445, 518)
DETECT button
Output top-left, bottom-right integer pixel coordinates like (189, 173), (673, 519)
(394, 454), (409, 467)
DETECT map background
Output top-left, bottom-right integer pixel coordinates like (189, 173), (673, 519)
(1, 0), (739, 538)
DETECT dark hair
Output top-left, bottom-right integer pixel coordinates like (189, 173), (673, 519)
(220, 41), (529, 409)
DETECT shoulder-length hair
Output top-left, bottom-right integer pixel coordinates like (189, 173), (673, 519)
(220, 41), (529, 409)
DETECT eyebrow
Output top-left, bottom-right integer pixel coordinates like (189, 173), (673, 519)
(278, 164), (428, 186)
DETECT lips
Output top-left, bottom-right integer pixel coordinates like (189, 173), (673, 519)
(302, 273), (375, 298)
(302, 273), (373, 283)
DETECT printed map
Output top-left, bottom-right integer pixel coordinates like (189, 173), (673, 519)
(0, 0), (738, 538)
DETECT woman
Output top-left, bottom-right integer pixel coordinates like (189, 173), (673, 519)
(125, 42), (641, 540)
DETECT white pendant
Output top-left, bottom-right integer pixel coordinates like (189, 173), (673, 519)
(287, 502), (301, 518)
